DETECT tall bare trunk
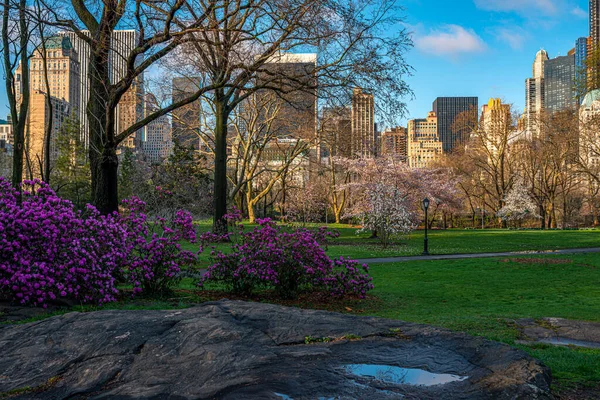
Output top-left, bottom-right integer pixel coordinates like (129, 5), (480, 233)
(213, 93), (229, 234)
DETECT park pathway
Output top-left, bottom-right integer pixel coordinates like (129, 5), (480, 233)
(355, 247), (600, 264)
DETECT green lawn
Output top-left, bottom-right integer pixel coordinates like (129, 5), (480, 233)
(361, 254), (600, 389)
(187, 223), (600, 266)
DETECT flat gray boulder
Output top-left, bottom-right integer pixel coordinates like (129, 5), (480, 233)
(0, 300), (552, 399)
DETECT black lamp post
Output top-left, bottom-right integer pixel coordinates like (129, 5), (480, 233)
(423, 198), (430, 256)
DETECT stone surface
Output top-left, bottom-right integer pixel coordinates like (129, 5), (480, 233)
(516, 318), (600, 349)
(0, 301), (552, 399)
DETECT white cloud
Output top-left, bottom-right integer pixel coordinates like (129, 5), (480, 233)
(571, 6), (588, 18)
(496, 27), (528, 50)
(474, 0), (558, 15)
(413, 25), (486, 58)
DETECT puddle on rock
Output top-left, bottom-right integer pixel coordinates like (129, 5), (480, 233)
(274, 393), (294, 400)
(342, 364), (468, 386)
(539, 337), (600, 349)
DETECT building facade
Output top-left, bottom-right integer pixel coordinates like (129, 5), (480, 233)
(525, 49), (549, 137)
(480, 98), (512, 157)
(142, 94), (172, 164)
(60, 30), (143, 149)
(21, 36), (81, 113)
(576, 37), (589, 91)
(0, 117), (12, 145)
(544, 54), (577, 112)
(432, 97), (478, 153)
(261, 53), (318, 142)
(351, 88), (376, 158)
(407, 112), (443, 169)
(172, 77), (201, 150)
(320, 106), (352, 158)
(380, 127), (407, 162)
(580, 89), (600, 167)
(15, 36), (80, 179)
(24, 91), (71, 178)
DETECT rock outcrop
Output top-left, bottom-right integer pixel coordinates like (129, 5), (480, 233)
(0, 301), (552, 399)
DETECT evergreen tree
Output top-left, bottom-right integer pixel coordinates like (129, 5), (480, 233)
(51, 116), (91, 209)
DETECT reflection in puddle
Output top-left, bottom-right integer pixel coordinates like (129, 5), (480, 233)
(342, 364), (468, 386)
(274, 393), (294, 400)
(539, 337), (600, 349)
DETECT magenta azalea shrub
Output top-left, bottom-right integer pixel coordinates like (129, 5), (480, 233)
(0, 178), (197, 307)
(199, 219), (373, 299)
(121, 197), (198, 296)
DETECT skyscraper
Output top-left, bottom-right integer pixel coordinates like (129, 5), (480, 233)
(380, 127), (407, 161)
(143, 94), (172, 164)
(591, 0), (600, 47)
(480, 98), (511, 156)
(407, 112), (442, 169)
(351, 88), (376, 158)
(261, 53), (318, 141)
(321, 106), (352, 158)
(544, 54), (577, 112)
(172, 77), (201, 150)
(432, 97), (478, 153)
(15, 36), (80, 178)
(60, 30), (143, 148)
(576, 37), (589, 86)
(525, 49), (548, 137)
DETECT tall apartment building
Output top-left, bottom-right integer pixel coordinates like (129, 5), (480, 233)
(576, 37), (589, 90)
(544, 54), (577, 112)
(351, 88), (376, 158)
(525, 49), (548, 137)
(480, 98), (512, 156)
(24, 91), (72, 178)
(380, 127), (407, 161)
(592, 0), (600, 47)
(142, 95), (172, 164)
(261, 53), (318, 141)
(15, 36), (80, 178)
(60, 30), (144, 149)
(172, 77), (201, 150)
(407, 112), (443, 169)
(432, 97), (478, 153)
(321, 106), (352, 158)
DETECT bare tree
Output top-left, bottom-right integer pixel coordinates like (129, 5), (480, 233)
(30, 0), (220, 214)
(2, 0), (31, 192)
(169, 0), (411, 233)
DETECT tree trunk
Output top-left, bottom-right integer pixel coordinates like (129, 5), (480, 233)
(539, 204), (546, 230)
(246, 181), (256, 224)
(88, 30), (114, 213)
(5, 0), (29, 195)
(335, 208), (342, 224)
(94, 146), (119, 214)
(213, 94), (229, 234)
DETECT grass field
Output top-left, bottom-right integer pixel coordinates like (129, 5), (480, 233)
(187, 223), (600, 266)
(6, 225), (600, 395)
(361, 254), (600, 391)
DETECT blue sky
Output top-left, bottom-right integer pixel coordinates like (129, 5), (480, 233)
(398, 0), (588, 124)
(0, 0), (589, 126)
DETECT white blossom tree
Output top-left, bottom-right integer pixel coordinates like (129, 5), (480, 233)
(357, 183), (416, 248)
(497, 180), (539, 224)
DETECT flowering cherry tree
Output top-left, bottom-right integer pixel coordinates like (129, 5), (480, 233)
(497, 179), (539, 223)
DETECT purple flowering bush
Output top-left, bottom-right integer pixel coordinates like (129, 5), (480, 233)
(121, 197), (198, 297)
(0, 178), (197, 307)
(199, 218), (373, 299)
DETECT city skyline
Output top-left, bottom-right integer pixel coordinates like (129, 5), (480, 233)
(0, 1), (590, 130)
